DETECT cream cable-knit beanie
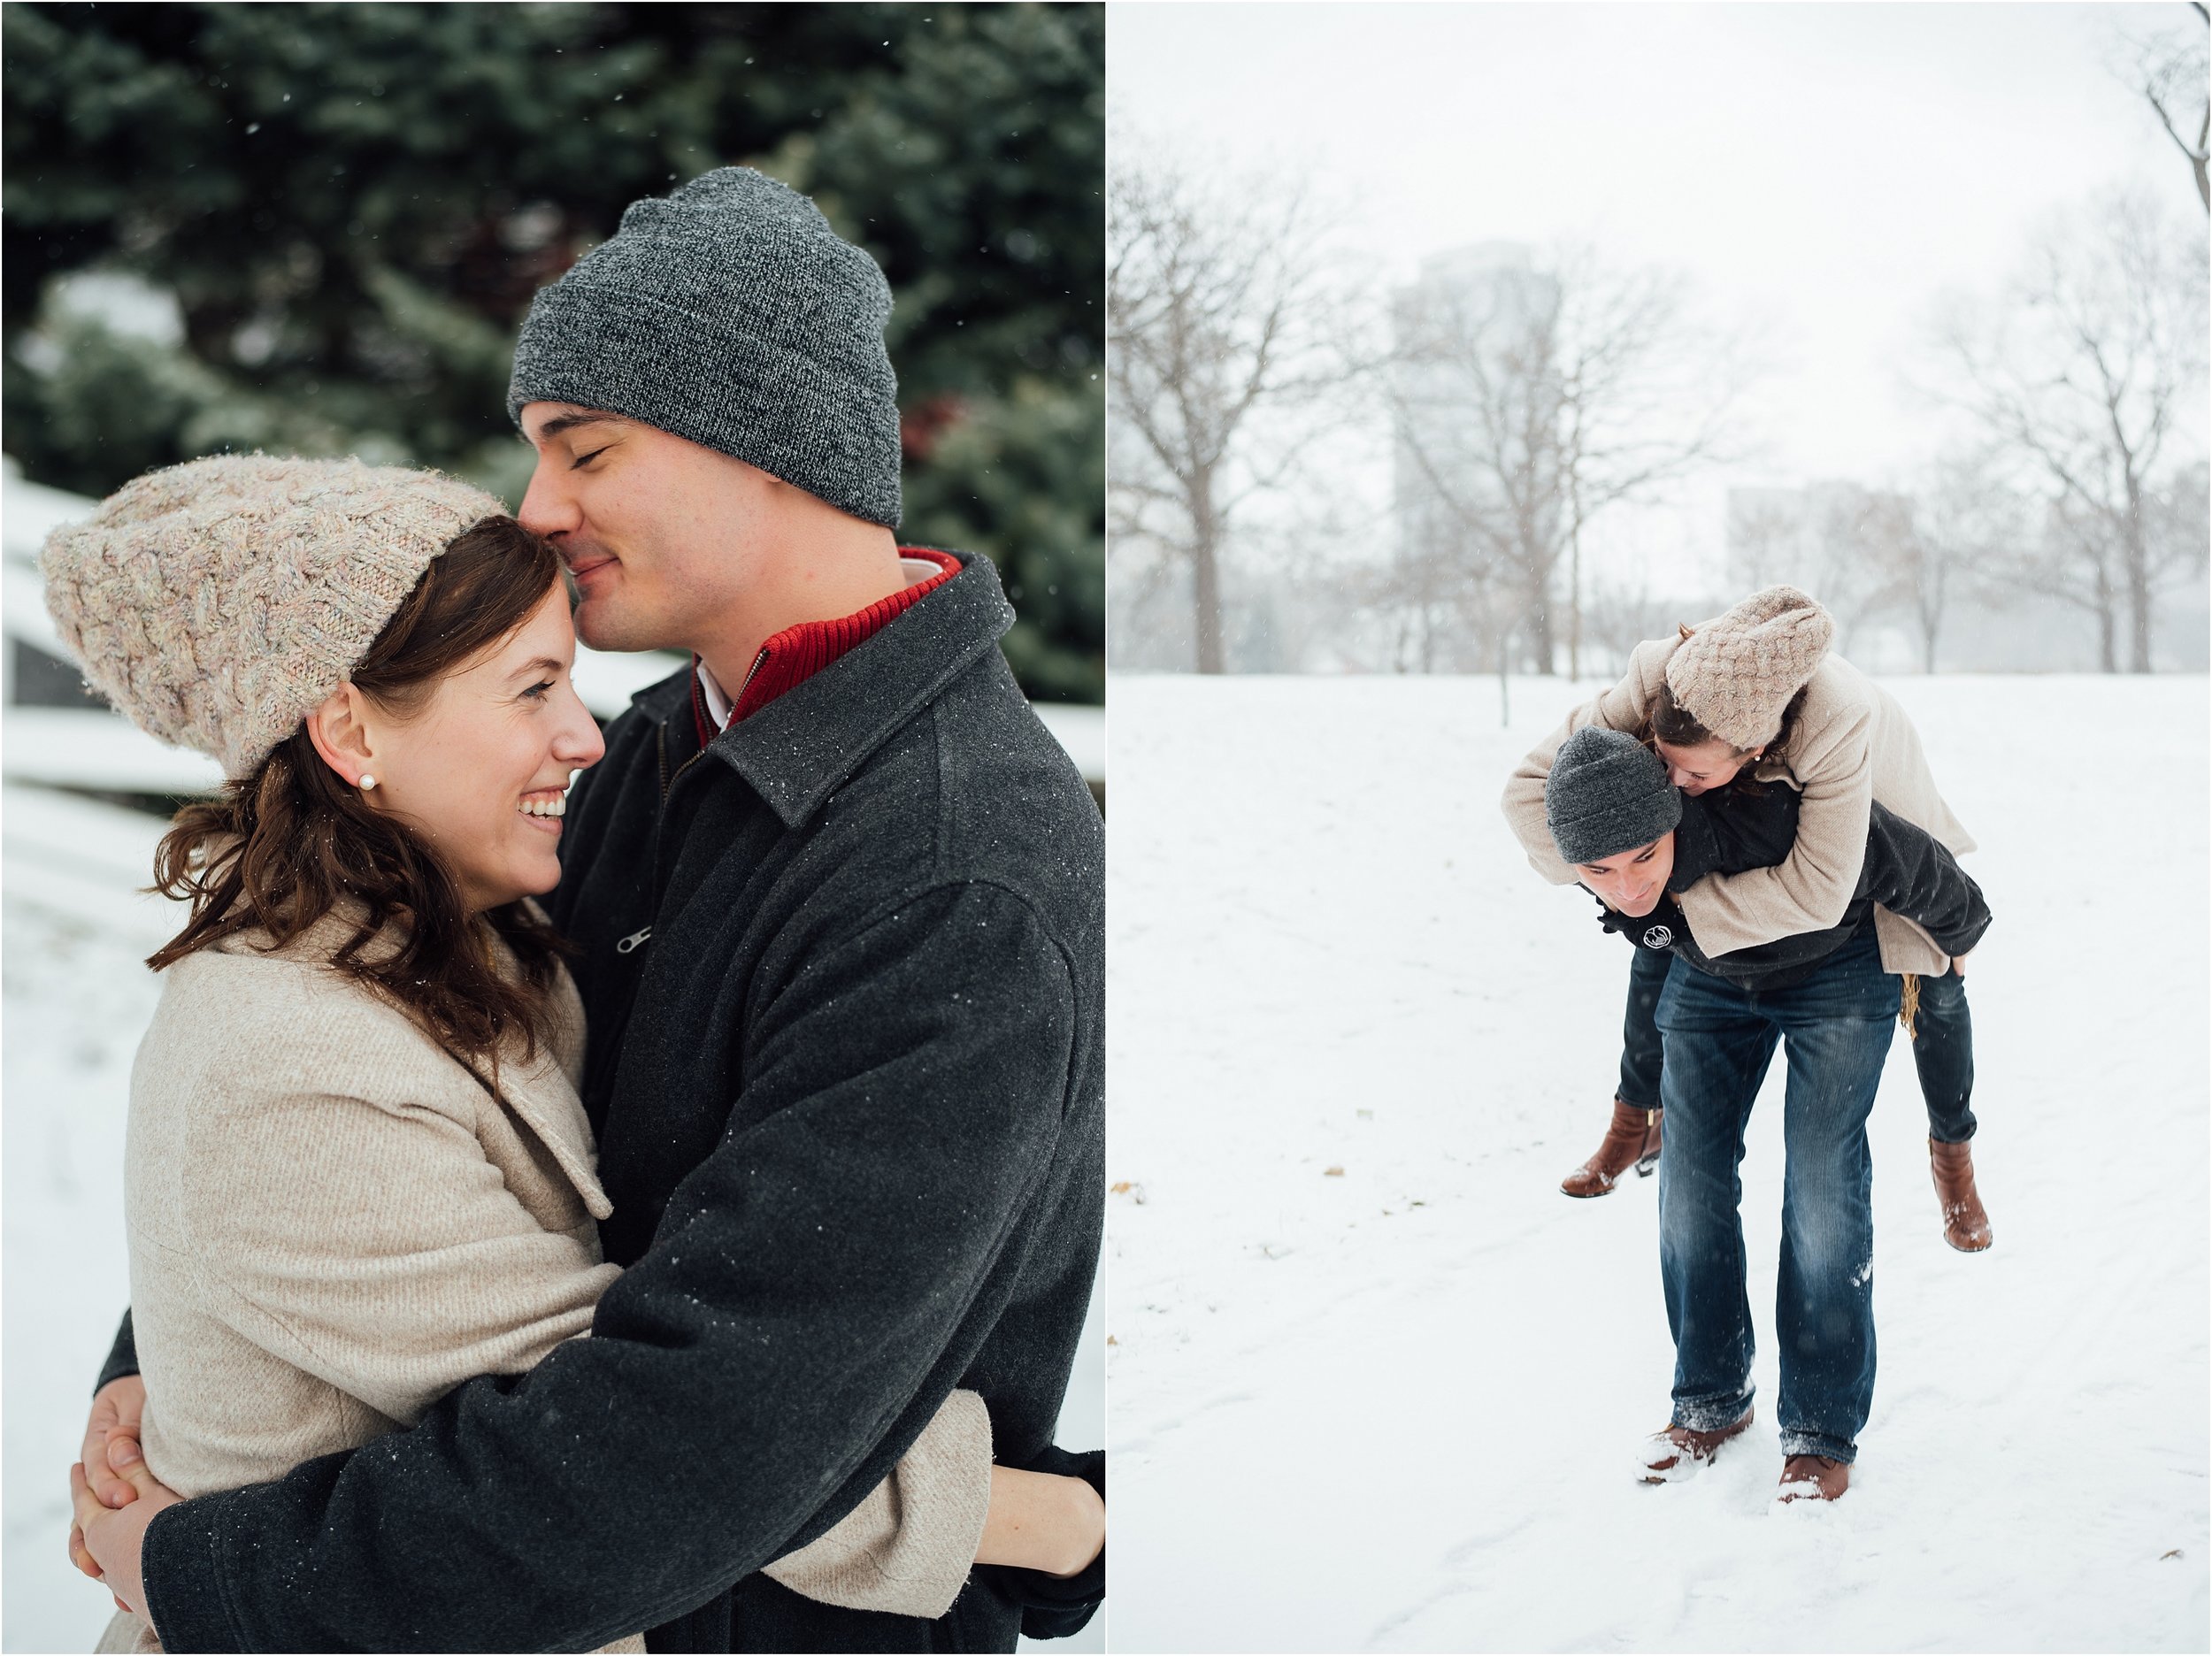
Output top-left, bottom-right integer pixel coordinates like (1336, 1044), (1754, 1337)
(41, 454), (506, 779)
(1664, 585), (1836, 751)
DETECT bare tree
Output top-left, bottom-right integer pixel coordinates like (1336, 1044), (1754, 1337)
(1724, 492), (1804, 594)
(2117, 3), (2211, 213)
(1386, 242), (1752, 678)
(1856, 455), (2027, 673)
(1108, 150), (1345, 673)
(1930, 190), (2208, 671)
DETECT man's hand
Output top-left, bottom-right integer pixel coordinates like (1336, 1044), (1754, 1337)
(81, 1376), (147, 1511)
(70, 1435), (180, 1630)
(1953, 952), (1970, 978)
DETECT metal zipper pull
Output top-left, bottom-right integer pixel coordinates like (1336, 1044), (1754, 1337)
(615, 926), (653, 955)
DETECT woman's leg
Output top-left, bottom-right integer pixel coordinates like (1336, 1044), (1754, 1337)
(1911, 966), (1993, 1249)
(1771, 932), (1898, 1465)
(1912, 966), (1976, 1143)
(1563, 946), (1671, 1197)
(1619, 944), (1671, 1113)
(1655, 958), (1778, 1431)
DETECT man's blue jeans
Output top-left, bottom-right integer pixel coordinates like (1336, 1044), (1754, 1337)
(1655, 928), (1899, 1463)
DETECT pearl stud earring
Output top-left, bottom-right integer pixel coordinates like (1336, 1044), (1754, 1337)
(358, 774), (377, 791)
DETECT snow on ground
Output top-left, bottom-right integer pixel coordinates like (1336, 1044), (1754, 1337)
(1106, 672), (2208, 1653)
(1, 782), (1102, 1654)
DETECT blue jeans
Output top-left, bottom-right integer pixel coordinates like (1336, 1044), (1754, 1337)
(1911, 965), (1975, 1142)
(1655, 929), (1898, 1463)
(1617, 944), (1671, 1110)
(1621, 947), (1976, 1138)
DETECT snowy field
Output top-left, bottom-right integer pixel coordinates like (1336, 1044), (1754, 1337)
(1, 781), (1103, 1654)
(1107, 672), (2209, 1653)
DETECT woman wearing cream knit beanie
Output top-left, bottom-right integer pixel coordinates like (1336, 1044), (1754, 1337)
(1500, 583), (1995, 1254)
(50, 455), (1100, 1651)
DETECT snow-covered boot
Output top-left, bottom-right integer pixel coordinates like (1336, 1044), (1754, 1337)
(1775, 1454), (1850, 1503)
(1561, 1100), (1662, 1198)
(1637, 1405), (1753, 1483)
(1929, 1136), (1993, 1253)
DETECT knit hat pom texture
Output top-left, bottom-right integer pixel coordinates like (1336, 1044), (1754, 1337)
(40, 454), (506, 780)
(1663, 584), (1835, 752)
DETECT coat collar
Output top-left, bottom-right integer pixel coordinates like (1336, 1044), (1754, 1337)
(210, 901), (612, 1221)
(629, 548), (1015, 830)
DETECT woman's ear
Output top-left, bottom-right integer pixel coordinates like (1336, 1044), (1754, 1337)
(304, 683), (380, 792)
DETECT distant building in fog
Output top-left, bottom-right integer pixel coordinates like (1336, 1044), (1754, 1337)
(1387, 242), (1560, 672)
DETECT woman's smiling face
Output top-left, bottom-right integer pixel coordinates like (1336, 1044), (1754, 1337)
(349, 583), (605, 913)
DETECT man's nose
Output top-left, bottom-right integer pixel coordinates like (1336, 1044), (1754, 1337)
(518, 456), (578, 540)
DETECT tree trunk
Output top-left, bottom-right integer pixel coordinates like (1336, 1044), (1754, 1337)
(1566, 514), (1583, 682)
(1189, 468), (1226, 674)
(2123, 479), (2154, 674)
(1522, 590), (1555, 676)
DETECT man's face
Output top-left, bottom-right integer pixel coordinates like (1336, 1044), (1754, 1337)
(1576, 832), (1677, 916)
(1654, 736), (1758, 796)
(516, 402), (771, 654)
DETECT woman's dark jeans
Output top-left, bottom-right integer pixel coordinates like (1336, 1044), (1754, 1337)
(1620, 944), (1975, 1139)
(1655, 929), (1897, 1463)
(1909, 964), (1975, 1142)
(1617, 944), (1671, 1110)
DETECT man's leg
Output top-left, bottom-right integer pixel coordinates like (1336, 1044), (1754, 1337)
(1655, 960), (1778, 1433)
(1563, 946), (1671, 1198)
(1771, 932), (1897, 1467)
(1913, 963), (1993, 1251)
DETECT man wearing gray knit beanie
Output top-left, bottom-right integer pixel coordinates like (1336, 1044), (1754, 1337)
(95, 166), (1105, 1655)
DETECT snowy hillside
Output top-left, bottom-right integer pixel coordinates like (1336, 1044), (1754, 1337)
(1106, 672), (2208, 1652)
(2, 782), (1102, 1653)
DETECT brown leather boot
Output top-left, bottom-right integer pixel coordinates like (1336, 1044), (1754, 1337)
(1776, 1454), (1851, 1502)
(1562, 1100), (1662, 1198)
(1929, 1136), (1993, 1253)
(1638, 1405), (1754, 1483)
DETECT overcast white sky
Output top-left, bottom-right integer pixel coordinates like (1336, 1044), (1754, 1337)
(1110, 1), (2206, 586)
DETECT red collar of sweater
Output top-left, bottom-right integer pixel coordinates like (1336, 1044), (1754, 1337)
(689, 548), (959, 745)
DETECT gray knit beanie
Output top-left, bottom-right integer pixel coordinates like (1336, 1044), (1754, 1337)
(1546, 726), (1682, 865)
(506, 165), (902, 527)
(1665, 585), (1834, 752)
(40, 454), (507, 780)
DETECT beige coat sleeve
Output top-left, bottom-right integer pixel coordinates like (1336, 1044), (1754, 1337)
(1673, 696), (1877, 956)
(179, 1073), (620, 1427)
(763, 1388), (995, 1619)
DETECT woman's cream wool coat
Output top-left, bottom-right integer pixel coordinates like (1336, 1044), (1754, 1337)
(102, 914), (991, 1652)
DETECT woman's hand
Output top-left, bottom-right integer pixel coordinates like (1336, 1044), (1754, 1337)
(974, 1466), (1105, 1578)
(69, 1434), (181, 1629)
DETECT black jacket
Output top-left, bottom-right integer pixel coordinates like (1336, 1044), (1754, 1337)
(1594, 780), (1991, 992)
(132, 551), (1106, 1653)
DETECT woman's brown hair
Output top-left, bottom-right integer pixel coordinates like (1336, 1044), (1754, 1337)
(147, 515), (572, 1079)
